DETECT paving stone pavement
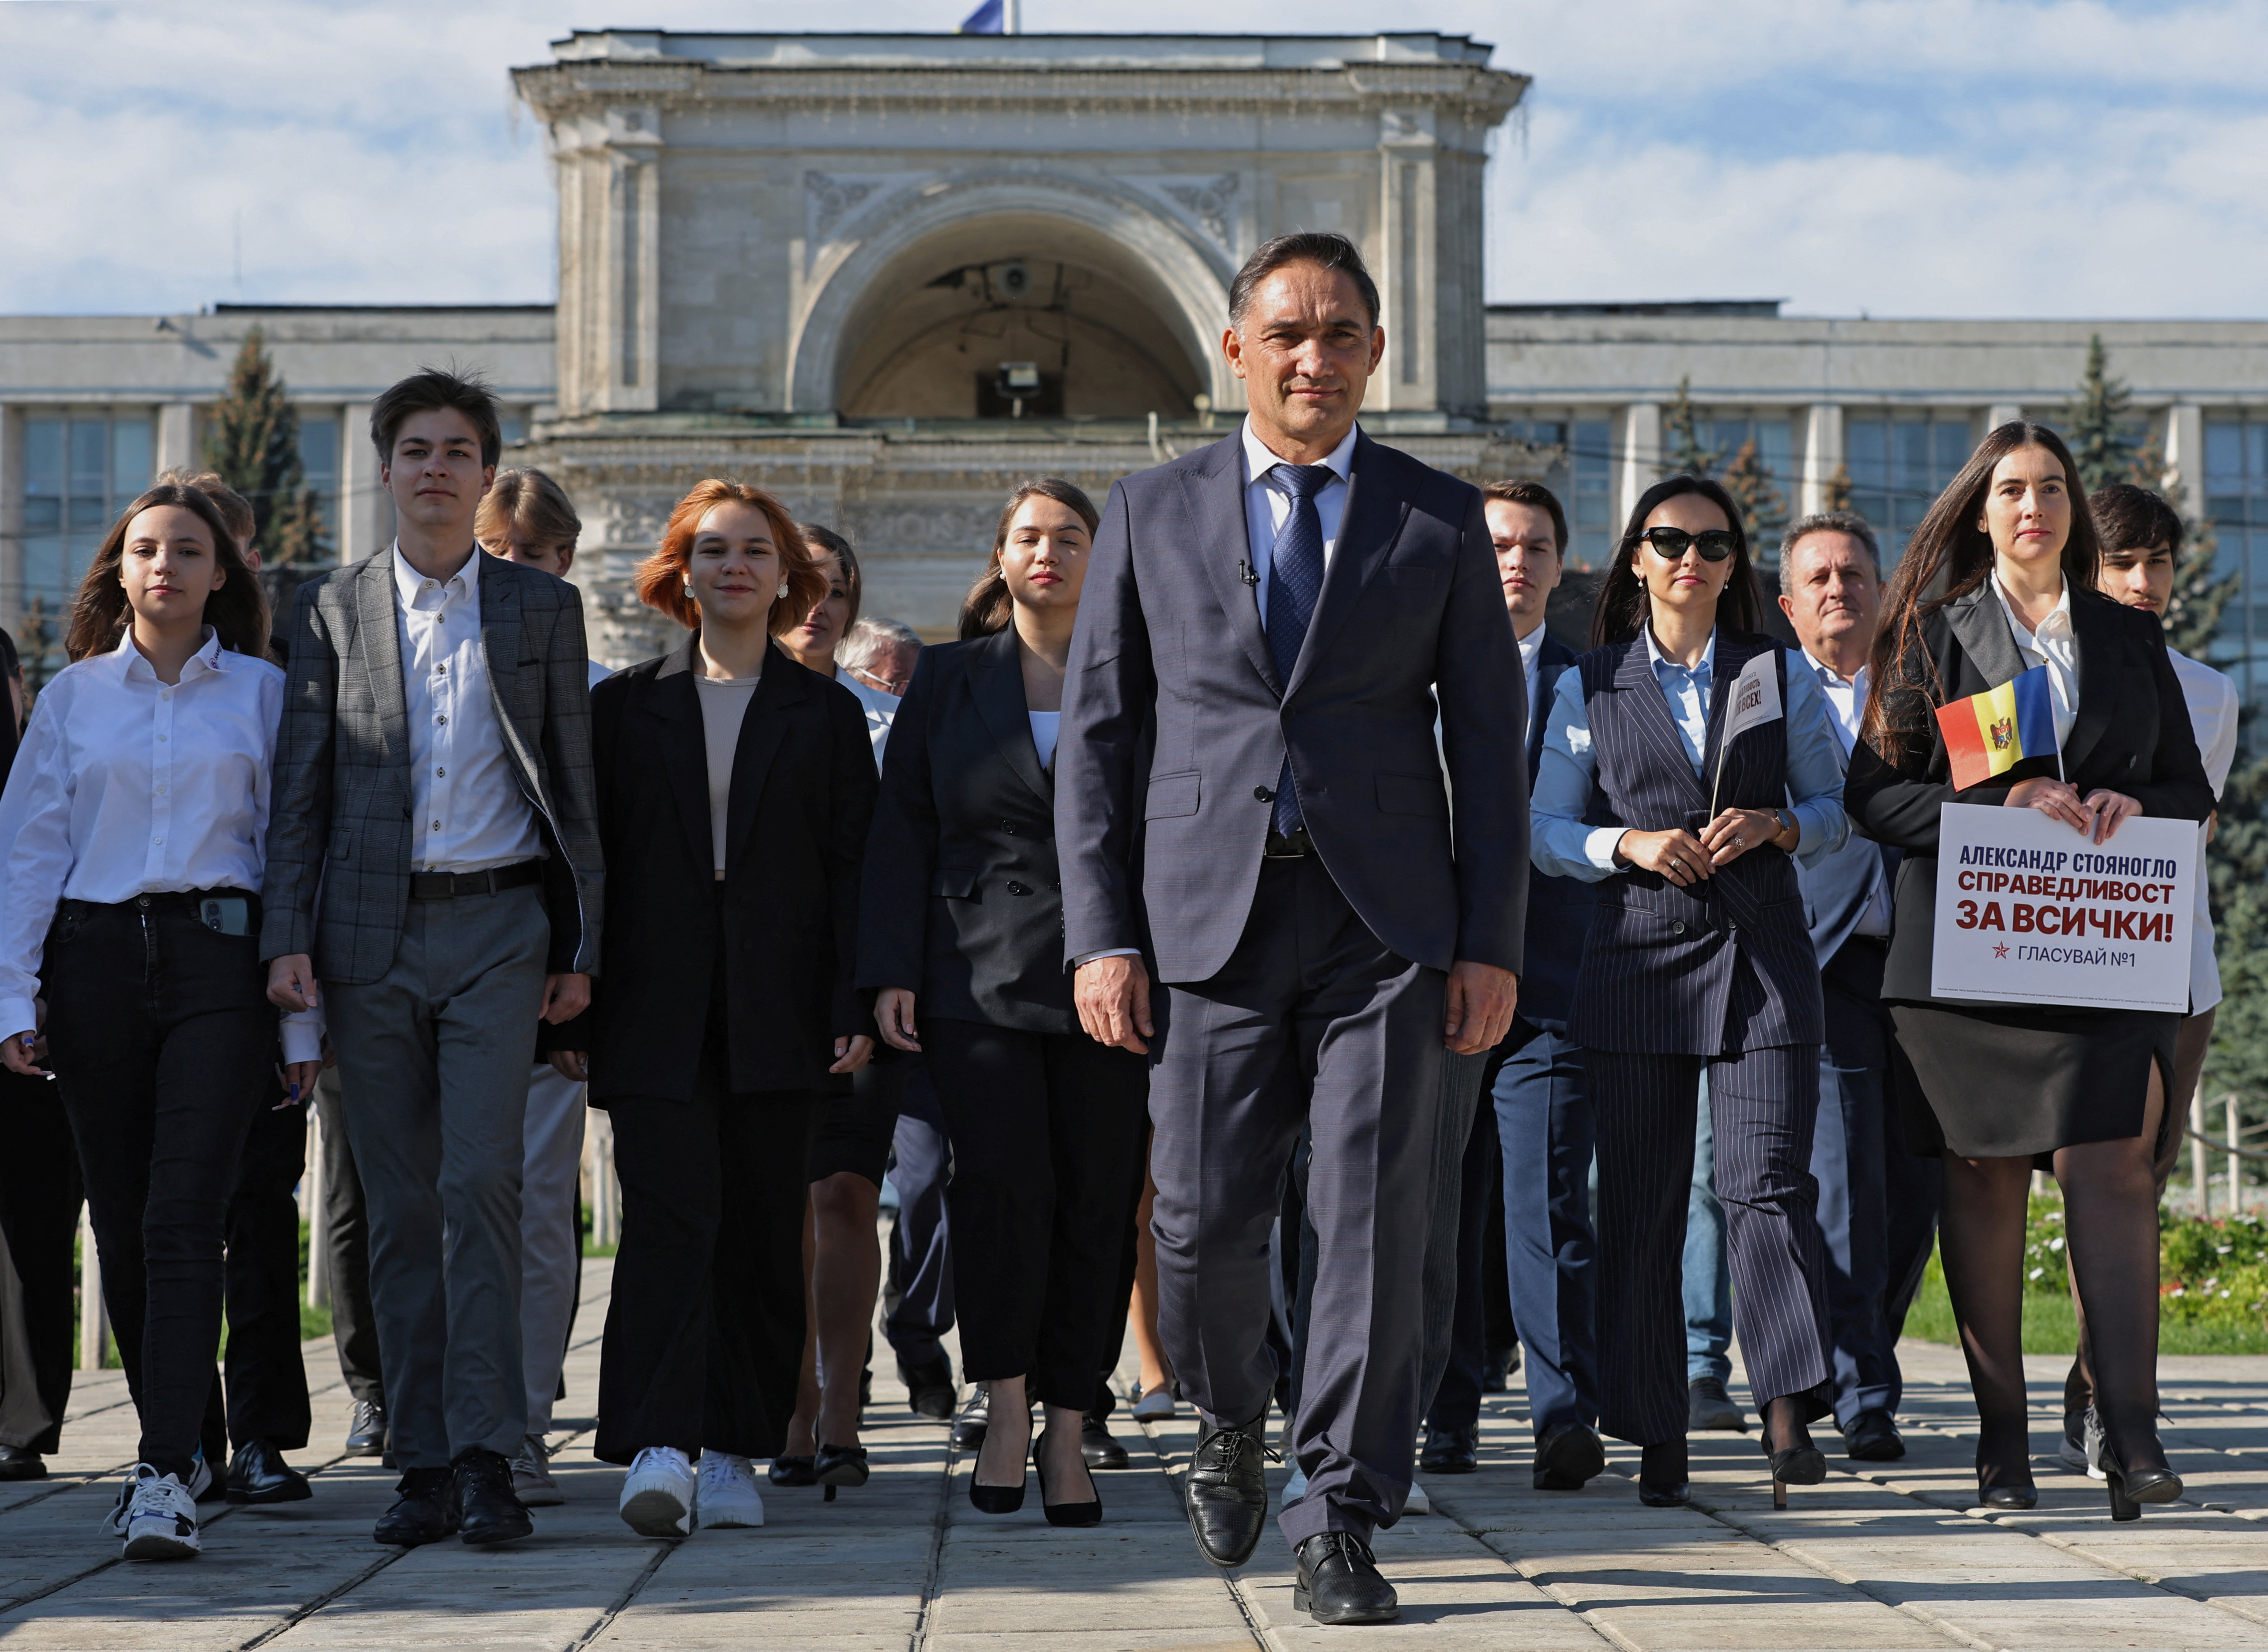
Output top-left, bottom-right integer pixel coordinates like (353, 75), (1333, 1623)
(9, 1257), (2268, 1649)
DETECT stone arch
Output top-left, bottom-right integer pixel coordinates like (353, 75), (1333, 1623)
(789, 173), (1239, 418)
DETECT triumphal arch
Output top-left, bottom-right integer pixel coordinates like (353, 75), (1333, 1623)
(511, 30), (1531, 650)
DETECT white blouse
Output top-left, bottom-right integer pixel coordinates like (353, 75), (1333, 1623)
(0, 630), (319, 1060)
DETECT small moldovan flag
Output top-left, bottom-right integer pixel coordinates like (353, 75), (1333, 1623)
(959, 0), (1005, 31)
(1708, 652), (1783, 815)
(1934, 663), (2058, 789)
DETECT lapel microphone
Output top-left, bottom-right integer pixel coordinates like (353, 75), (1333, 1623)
(1237, 560), (1259, 588)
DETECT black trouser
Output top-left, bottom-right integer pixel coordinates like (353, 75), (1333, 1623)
(595, 1017), (815, 1466)
(222, 1094), (313, 1452)
(924, 1018), (1149, 1412)
(42, 894), (273, 1482)
(315, 1069), (384, 1409)
(0, 1067), (81, 1456)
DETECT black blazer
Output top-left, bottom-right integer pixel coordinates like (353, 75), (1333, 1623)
(858, 627), (1074, 1034)
(567, 636), (878, 1103)
(1846, 582), (2213, 1006)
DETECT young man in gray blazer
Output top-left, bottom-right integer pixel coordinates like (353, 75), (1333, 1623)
(1057, 234), (1526, 1624)
(261, 370), (603, 1548)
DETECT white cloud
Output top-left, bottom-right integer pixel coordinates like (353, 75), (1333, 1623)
(0, 0), (2258, 318)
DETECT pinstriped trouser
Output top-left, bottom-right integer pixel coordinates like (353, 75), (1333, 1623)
(1587, 1045), (1834, 1448)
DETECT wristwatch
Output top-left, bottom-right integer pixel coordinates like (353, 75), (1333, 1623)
(1772, 807), (1798, 845)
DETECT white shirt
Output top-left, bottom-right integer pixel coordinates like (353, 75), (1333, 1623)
(1516, 623), (1546, 743)
(1803, 652), (1893, 937)
(1992, 576), (2079, 746)
(1239, 419), (1357, 626)
(393, 547), (540, 874)
(0, 630), (319, 1060)
(2171, 648), (2240, 1014)
(840, 670), (900, 771)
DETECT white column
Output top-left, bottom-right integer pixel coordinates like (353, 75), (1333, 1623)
(155, 402), (196, 475)
(1986, 403), (2023, 432)
(79, 1203), (106, 1371)
(0, 404), (15, 623)
(1802, 403), (1844, 517)
(1618, 403), (1662, 528)
(337, 403), (386, 563)
(2164, 404), (2205, 524)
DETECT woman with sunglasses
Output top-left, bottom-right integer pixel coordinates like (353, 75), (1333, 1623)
(1528, 474), (1846, 1509)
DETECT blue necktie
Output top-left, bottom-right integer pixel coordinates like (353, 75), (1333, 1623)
(1263, 463), (1336, 837)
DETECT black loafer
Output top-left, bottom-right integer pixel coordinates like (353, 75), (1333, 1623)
(374, 1467), (460, 1546)
(1293, 1531), (1398, 1624)
(344, 1398), (389, 1457)
(899, 1354), (957, 1422)
(1844, 1411), (1906, 1462)
(1419, 1422), (1479, 1474)
(1184, 1414), (1272, 1569)
(1081, 1413), (1131, 1470)
(453, 1448), (533, 1545)
(950, 1387), (991, 1453)
(1638, 1439), (1690, 1507)
(1533, 1421), (1605, 1490)
(226, 1439), (313, 1505)
(0, 1444), (47, 1481)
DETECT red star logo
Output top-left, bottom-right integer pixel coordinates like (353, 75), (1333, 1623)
(1992, 943), (2010, 958)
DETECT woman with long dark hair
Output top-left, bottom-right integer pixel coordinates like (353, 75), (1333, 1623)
(549, 479), (877, 1538)
(1529, 474), (1847, 1508)
(0, 483), (320, 1560)
(1848, 424), (2211, 1517)
(859, 478), (1149, 1526)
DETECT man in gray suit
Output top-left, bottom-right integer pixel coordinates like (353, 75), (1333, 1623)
(262, 370), (603, 1548)
(1057, 233), (1526, 1624)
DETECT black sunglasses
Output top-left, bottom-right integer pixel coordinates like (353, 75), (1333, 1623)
(1639, 526), (1739, 563)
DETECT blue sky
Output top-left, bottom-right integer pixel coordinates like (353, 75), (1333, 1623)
(1, 0), (2260, 318)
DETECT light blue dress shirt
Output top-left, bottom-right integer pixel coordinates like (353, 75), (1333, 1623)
(1530, 627), (1850, 880)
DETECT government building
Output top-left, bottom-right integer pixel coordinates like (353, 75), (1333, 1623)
(3, 30), (2266, 699)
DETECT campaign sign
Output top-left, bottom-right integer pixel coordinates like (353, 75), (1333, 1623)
(1931, 802), (2195, 1013)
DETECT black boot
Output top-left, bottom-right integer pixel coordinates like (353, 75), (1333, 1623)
(1638, 1438), (1688, 1507)
(453, 1448), (533, 1545)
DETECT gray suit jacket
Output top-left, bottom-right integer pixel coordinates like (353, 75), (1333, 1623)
(1056, 427), (1528, 984)
(259, 548), (604, 987)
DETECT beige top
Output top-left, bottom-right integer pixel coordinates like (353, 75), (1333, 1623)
(693, 674), (759, 875)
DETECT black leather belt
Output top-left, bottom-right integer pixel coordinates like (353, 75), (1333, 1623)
(408, 861), (542, 901)
(1262, 828), (1315, 860)
(60, 888), (261, 925)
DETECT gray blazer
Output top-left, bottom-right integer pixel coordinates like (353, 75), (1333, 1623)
(259, 549), (604, 987)
(1055, 428), (1528, 984)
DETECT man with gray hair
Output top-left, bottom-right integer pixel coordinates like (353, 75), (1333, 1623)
(836, 616), (922, 764)
(1774, 509), (1934, 1464)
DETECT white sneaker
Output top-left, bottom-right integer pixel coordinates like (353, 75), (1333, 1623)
(696, 1452), (765, 1528)
(120, 1464), (200, 1560)
(511, 1434), (564, 1507)
(1405, 1482), (1432, 1515)
(100, 1446), (207, 1539)
(618, 1446), (696, 1537)
(1131, 1385), (1177, 1422)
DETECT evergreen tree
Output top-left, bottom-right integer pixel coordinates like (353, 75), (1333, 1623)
(1718, 438), (1789, 566)
(1659, 375), (1720, 478)
(1823, 462), (1853, 513)
(2062, 333), (2138, 494)
(205, 326), (327, 612)
(2128, 428), (2235, 657)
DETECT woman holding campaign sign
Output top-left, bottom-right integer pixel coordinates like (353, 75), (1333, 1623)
(1848, 422), (2212, 1520)
(1530, 473), (1848, 1511)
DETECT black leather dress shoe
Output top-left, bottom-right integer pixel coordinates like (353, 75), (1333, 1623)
(950, 1387), (990, 1453)
(1638, 1438), (1689, 1507)
(1844, 1411), (1906, 1462)
(374, 1467), (460, 1546)
(1184, 1414), (1272, 1569)
(226, 1439), (313, 1505)
(1081, 1412), (1131, 1470)
(343, 1399), (388, 1457)
(1533, 1421), (1606, 1490)
(1418, 1423), (1479, 1474)
(899, 1354), (957, 1421)
(453, 1448), (533, 1545)
(1294, 1532), (1398, 1624)
(0, 1444), (46, 1481)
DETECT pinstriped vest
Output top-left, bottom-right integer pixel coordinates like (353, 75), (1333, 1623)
(1566, 629), (1825, 1056)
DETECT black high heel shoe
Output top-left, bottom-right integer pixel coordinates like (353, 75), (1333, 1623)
(815, 1441), (869, 1504)
(1638, 1439), (1688, 1508)
(2100, 1446), (2181, 1522)
(1759, 1397), (1826, 1510)
(968, 1403), (1031, 1515)
(1974, 1421), (2038, 1510)
(768, 1454), (817, 1487)
(1034, 1427), (1103, 1528)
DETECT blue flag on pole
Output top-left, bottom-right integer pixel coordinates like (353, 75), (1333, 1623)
(959, 0), (1004, 32)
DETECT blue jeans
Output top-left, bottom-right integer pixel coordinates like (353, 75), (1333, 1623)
(1683, 1073), (1732, 1385)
